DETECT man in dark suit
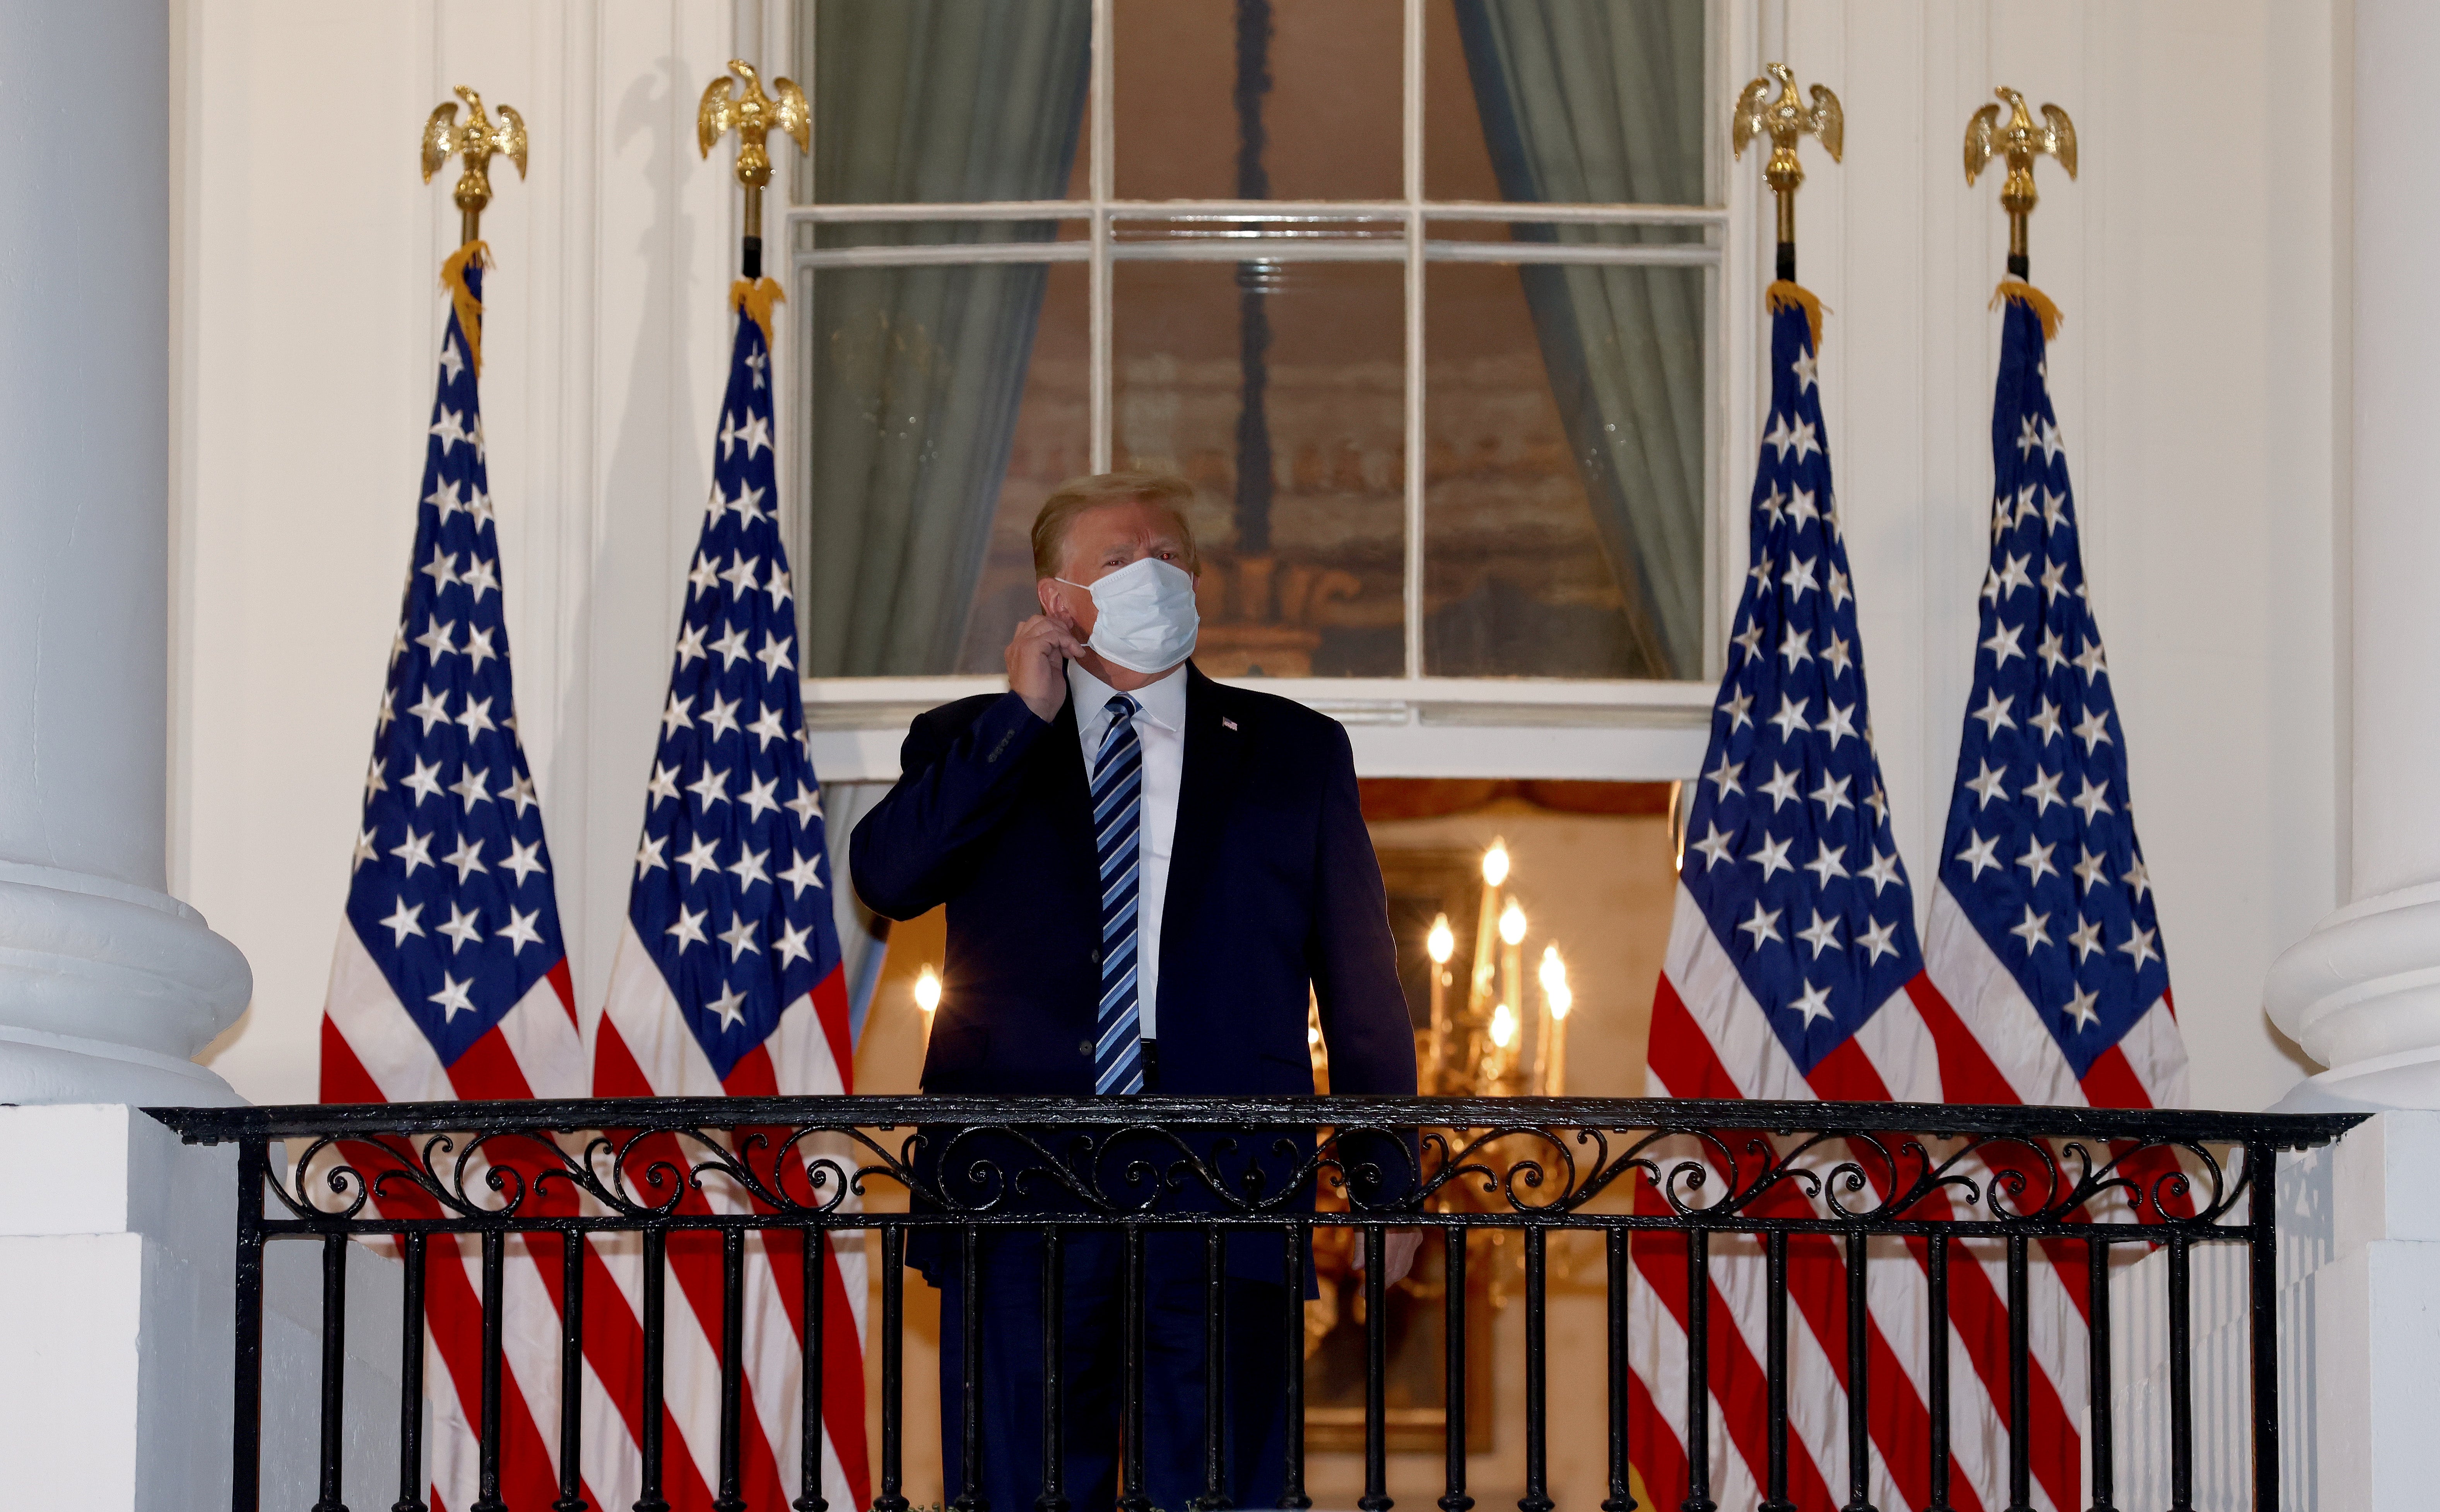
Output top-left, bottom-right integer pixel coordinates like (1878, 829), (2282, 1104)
(851, 471), (1419, 1512)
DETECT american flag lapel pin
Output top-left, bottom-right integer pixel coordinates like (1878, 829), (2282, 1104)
(1222, 717), (1238, 731)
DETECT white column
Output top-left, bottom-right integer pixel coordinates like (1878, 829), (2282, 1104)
(0, 0), (248, 1105)
(2265, 0), (2440, 1111)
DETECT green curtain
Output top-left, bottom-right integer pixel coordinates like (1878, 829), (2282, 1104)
(799, 0), (1091, 676)
(1452, 0), (1708, 680)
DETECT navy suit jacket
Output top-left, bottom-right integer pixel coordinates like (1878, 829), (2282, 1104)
(850, 665), (1418, 1273)
(851, 664), (1416, 1102)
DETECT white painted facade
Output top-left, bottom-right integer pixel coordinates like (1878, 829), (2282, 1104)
(169, 0), (2344, 1117)
(10, 0), (2440, 1504)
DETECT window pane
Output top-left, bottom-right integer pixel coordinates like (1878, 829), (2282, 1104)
(1426, 0), (1707, 207)
(1115, 0), (1403, 202)
(797, 0), (1092, 205)
(796, 260), (1088, 676)
(1425, 251), (1706, 679)
(1114, 260), (1405, 677)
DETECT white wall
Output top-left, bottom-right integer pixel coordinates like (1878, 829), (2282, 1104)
(173, 0), (2338, 1112)
(176, 0), (740, 1103)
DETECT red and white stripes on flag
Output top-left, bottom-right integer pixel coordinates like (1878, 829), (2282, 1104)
(590, 276), (869, 1512)
(1627, 286), (2102, 1512)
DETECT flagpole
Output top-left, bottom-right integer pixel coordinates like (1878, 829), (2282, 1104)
(1965, 88), (2078, 282)
(1732, 63), (1842, 284)
(701, 60), (811, 283)
(421, 87), (528, 248)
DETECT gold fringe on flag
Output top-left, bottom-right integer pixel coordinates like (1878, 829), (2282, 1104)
(731, 276), (787, 351)
(1990, 279), (2063, 340)
(439, 241), (491, 373)
(1765, 280), (1826, 349)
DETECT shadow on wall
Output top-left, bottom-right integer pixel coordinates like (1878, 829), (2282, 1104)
(553, 55), (706, 1014)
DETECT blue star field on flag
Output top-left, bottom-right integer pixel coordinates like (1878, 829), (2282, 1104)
(1677, 294), (1927, 1076)
(343, 262), (568, 1067)
(624, 306), (843, 1083)
(1935, 291), (2167, 1076)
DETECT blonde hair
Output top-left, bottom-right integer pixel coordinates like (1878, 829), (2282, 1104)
(1030, 471), (1200, 580)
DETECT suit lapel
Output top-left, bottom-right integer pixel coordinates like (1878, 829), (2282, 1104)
(1159, 664), (1254, 999)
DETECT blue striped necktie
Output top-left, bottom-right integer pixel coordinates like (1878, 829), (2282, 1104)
(1091, 693), (1146, 1095)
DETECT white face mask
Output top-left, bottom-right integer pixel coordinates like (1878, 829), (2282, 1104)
(1058, 556), (1200, 674)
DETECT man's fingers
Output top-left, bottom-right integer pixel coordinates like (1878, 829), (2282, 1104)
(1016, 616), (1083, 657)
(1350, 1226), (1425, 1288)
(1015, 616), (1082, 652)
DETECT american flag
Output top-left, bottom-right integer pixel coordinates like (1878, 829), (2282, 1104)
(1628, 287), (2093, 1511)
(319, 246), (599, 1512)
(592, 280), (870, 1512)
(1922, 285), (2188, 1111)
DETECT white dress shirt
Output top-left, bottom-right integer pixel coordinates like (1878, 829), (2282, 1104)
(1067, 659), (1186, 1039)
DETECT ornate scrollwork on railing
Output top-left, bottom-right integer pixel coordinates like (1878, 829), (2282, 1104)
(206, 1095), (2344, 1240)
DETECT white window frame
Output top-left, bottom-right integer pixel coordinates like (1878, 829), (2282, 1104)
(759, 0), (1761, 782)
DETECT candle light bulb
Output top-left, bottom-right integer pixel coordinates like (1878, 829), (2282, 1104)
(1482, 842), (1510, 888)
(913, 965), (941, 1015)
(1499, 898), (1527, 946)
(1427, 913), (1454, 964)
(1539, 944), (1566, 995)
(1490, 1002), (1515, 1048)
(1549, 983), (1573, 1021)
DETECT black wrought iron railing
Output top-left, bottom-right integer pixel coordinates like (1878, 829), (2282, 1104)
(150, 1096), (2365, 1512)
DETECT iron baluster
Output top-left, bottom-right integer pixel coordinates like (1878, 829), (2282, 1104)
(1842, 1228), (1873, 1512)
(2086, 1235), (2113, 1512)
(1443, 1226), (1474, 1512)
(1284, 1226), (1311, 1512)
(1361, 1224), (1391, 1512)
(2006, 1233), (2031, 1512)
(716, 1228), (748, 1512)
(557, 1231), (588, 1512)
(1120, 1227), (1149, 1512)
(1603, 1227), (1635, 1512)
(1200, 1227), (1231, 1512)
(232, 1137), (267, 1512)
(1039, 1228), (1069, 1512)
(394, 1231), (428, 1512)
(2168, 1232), (2193, 1512)
(955, 1226), (985, 1512)
(313, 1230), (351, 1512)
(1683, 1229), (1715, 1512)
(636, 1228), (670, 1512)
(1925, 1235), (1951, 1512)
(1521, 1226), (1552, 1512)
(875, 1227), (908, 1512)
(793, 1228), (830, 1512)
(474, 1230), (506, 1512)
(2247, 1143), (2280, 1512)
(1761, 1231), (1792, 1512)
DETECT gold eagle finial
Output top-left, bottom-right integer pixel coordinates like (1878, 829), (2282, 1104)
(421, 86), (528, 245)
(1732, 63), (1844, 181)
(1732, 64), (1842, 278)
(699, 60), (810, 191)
(1965, 87), (2076, 274)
